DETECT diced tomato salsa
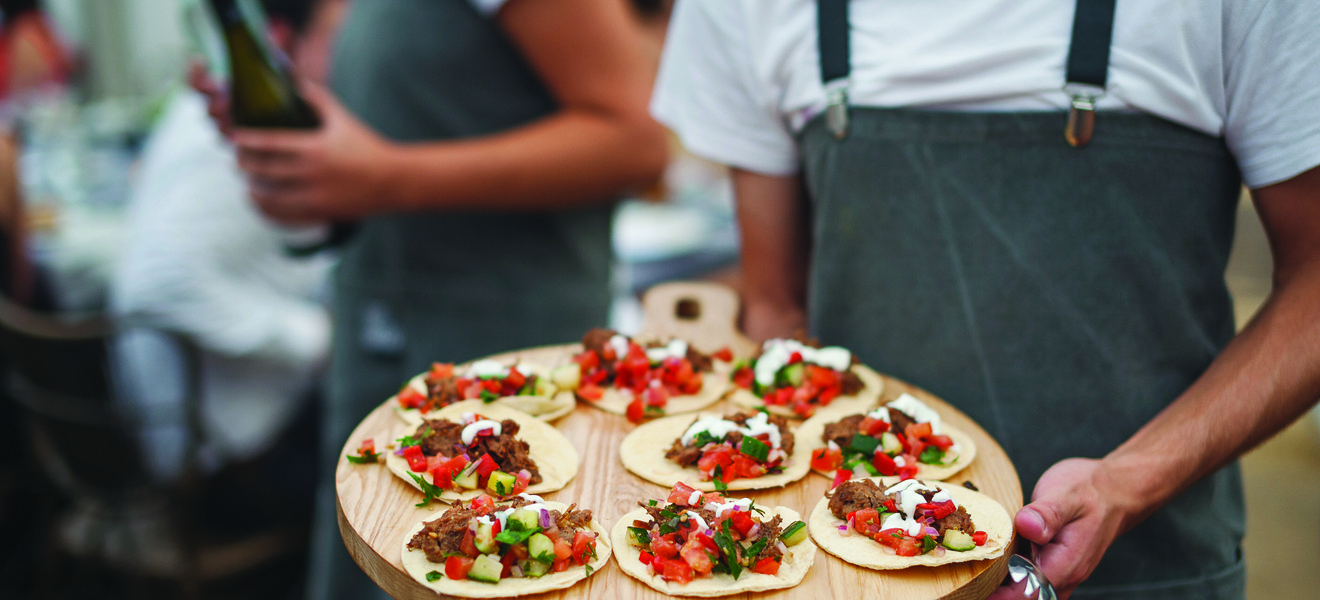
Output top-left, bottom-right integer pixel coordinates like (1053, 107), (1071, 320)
(574, 337), (709, 423)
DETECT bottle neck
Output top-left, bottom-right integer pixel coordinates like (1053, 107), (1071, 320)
(208, 0), (243, 25)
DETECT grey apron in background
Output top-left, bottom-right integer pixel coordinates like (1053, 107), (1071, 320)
(799, 109), (1245, 598)
(308, 2), (614, 599)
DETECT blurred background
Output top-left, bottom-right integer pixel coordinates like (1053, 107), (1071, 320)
(0, 1), (1312, 599)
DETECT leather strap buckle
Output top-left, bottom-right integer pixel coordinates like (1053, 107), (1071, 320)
(1064, 83), (1103, 147)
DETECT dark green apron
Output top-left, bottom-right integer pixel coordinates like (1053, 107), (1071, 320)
(803, 2), (1245, 598)
(308, 2), (613, 598)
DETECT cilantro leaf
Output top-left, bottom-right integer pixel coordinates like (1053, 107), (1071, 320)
(426, 570), (442, 582)
(585, 564), (594, 576)
(345, 452), (379, 464)
(712, 466), (728, 492)
(919, 445), (947, 465)
(495, 526), (541, 545)
(407, 472), (444, 507)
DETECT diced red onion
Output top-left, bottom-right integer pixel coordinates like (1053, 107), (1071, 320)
(540, 509), (553, 529)
(748, 524), (760, 537)
(776, 541), (788, 554)
(394, 448), (406, 456)
(852, 466), (869, 480)
(924, 527), (939, 537)
(510, 565), (523, 578)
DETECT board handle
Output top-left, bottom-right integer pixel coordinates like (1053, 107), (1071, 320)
(639, 282), (756, 358)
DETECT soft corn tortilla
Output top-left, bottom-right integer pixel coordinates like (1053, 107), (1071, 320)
(618, 411), (812, 492)
(385, 401), (579, 503)
(796, 413), (977, 482)
(401, 500), (611, 598)
(394, 362), (576, 426)
(611, 505), (814, 597)
(807, 477), (1011, 569)
(728, 364), (885, 419)
(581, 372), (731, 417)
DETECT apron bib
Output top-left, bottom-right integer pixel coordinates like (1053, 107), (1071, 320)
(803, 2), (1245, 597)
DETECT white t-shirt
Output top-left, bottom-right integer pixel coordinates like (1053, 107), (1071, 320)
(652, 0), (1320, 189)
(113, 91), (334, 467)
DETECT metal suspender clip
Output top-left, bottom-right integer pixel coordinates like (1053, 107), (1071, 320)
(1063, 82), (1104, 147)
(825, 79), (850, 140)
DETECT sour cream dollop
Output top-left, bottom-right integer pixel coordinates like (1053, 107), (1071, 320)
(461, 420), (503, 445)
(887, 393), (944, 435)
(753, 339), (853, 387)
(680, 412), (783, 449)
(646, 339), (689, 364)
(466, 359), (511, 379)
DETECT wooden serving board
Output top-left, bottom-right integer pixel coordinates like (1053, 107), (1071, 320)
(336, 282), (1023, 600)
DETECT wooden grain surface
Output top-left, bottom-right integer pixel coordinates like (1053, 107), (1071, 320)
(336, 282), (1023, 600)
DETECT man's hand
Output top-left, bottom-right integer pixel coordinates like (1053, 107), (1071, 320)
(1013, 458), (1134, 600)
(232, 84), (397, 224)
(187, 61), (233, 137)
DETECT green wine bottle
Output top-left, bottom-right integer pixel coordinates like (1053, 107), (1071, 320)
(207, 0), (319, 129)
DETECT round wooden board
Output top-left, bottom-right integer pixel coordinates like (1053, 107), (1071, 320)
(336, 283), (1023, 600)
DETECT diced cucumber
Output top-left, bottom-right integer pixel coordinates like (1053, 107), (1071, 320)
(533, 375), (555, 396)
(880, 432), (902, 456)
(524, 559), (551, 578)
(627, 526), (650, 548)
(842, 454), (878, 475)
(849, 434), (880, 454)
(779, 521), (808, 547)
(509, 508), (540, 532)
(528, 533), (556, 564)
(777, 363), (805, 387)
(453, 463), (479, 489)
(467, 554), (503, 583)
(474, 522), (498, 555)
(941, 529), (976, 552)
(550, 365), (580, 391)
(487, 471), (517, 496)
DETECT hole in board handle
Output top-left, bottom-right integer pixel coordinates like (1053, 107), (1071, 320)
(675, 298), (701, 321)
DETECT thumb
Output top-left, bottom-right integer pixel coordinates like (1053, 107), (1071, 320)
(1015, 496), (1081, 546)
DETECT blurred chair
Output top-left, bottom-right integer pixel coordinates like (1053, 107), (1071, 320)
(0, 292), (205, 598)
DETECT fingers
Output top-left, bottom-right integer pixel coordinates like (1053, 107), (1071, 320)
(248, 180), (321, 226)
(236, 148), (309, 182)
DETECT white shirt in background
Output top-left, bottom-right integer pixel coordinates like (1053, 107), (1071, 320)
(652, 0), (1320, 189)
(113, 90), (334, 471)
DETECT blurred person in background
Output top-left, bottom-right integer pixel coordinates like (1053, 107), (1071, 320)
(110, 0), (343, 561)
(195, 0), (668, 597)
(0, 0), (70, 109)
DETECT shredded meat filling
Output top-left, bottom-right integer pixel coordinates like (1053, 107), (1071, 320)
(827, 478), (890, 519)
(664, 412), (796, 469)
(412, 418), (542, 484)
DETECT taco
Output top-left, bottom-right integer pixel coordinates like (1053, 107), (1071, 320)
(808, 477), (1011, 569)
(384, 401), (578, 504)
(800, 392), (977, 483)
(727, 338), (884, 418)
(394, 360), (575, 426)
(611, 482), (816, 596)
(619, 410), (812, 492)
(401, 492), (610, 597)
(554, 328), (733, 423)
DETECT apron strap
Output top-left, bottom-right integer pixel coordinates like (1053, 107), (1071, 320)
(1063, 0), (1117, 147)
(816, 0), (1118, 146)
(817, 0), (850, 139)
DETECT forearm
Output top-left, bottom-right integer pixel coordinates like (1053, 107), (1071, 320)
(732, 169), (811, 339)
(1102, 168), (1320, 529)
(379, 110), (668, 212)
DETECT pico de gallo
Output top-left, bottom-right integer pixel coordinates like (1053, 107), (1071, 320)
(559, 328), (730, 424)
(729, 338), (865, 418)
(406, 493), (600, 583)
(396, 360), (553, 414)
(625, 483), (808, 584)
(397, 412), (541, 506)
(827, 478), (988, 556)
(664, 412), (794, 491)
(810, 393), (959, 484)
